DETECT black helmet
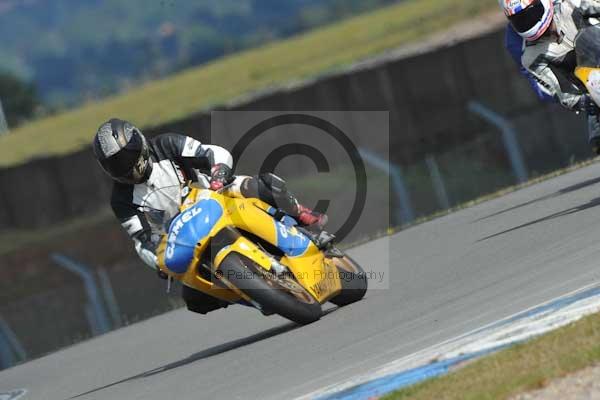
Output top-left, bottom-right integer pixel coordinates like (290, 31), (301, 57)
(93, 118), (153, 184)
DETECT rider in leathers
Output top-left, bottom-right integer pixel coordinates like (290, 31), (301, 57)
(92, 118), (329, 314)
(502, 0), (600, 153)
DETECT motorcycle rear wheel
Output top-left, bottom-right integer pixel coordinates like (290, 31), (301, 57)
(218, 253), (323, 325)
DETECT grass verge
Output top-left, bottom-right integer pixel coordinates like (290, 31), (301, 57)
(375, 160), (600, 400)
(0, 0), (497, 167)
(383, 312), (600, 400)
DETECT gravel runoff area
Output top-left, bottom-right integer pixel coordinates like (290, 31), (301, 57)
(512, 363), (600, 400)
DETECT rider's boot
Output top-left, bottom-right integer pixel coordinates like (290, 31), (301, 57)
(294, 204), (334, 249)
(245, 173), (335, 248)
(296, 204), (328, 231)
(295, 208), (342, 256)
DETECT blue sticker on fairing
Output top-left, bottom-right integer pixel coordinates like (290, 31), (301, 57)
(164, 199), (223, 273)
(281, 215), (298, 227)
(275, 220), (310, 257)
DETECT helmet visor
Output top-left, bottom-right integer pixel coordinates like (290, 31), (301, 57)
(508, 0), (546, 33)
(99, 133), (150, 184)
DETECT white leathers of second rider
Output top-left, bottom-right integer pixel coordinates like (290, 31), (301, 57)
(521, 0), (600, 109)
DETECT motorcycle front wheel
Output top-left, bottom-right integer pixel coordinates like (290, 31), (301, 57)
(218, 253), (322, 325)
(328, 255), (368, 307)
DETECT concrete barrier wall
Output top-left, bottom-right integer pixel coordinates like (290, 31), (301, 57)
(0, 27), (589, 229)
(0, 149), (113, 229)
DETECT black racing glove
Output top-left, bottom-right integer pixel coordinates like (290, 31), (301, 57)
(209, 163), (233, 191)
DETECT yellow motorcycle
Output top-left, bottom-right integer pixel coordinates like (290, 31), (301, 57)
(143, 184), (367, 325)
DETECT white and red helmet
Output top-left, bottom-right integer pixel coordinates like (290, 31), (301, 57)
(501, 0), (554, 41)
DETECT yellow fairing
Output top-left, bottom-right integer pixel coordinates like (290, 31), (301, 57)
(156, 187), (342, 304)
(213, 236), (272, 270)
(284, 255), (342, 303)
(575, 66), (594, 84)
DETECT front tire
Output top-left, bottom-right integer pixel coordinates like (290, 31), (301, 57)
(329, 255), (368, 306)
(218, 253), (322, 325)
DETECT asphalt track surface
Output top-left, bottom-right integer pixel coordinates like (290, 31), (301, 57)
(4, 163), (600, 400)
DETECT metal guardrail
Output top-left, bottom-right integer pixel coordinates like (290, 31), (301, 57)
(468, 101), (529, 184)
(51, 254), (112, 335)
(359, 148), (415, 226)
(0, 316), (26, 369)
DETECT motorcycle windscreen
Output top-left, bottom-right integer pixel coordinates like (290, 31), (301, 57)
(164, 199), (223, 273)
(576, 25), (600, 67)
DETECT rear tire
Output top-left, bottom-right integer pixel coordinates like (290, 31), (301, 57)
(329, 255), (368, 306)
(218, 253), (322, 325)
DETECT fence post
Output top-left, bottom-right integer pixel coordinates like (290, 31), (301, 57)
(0, 334), (14, 369)
(468, 101), (529, 184)
(51, 254), (111, 335)
(0, 317), (26, 360)
(98, 268), (123, 328)
(425, 154), (451, 210)
(0, 98), (8, 135)
(0, 317), (26, 369)
(359, 148), (415, 226)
